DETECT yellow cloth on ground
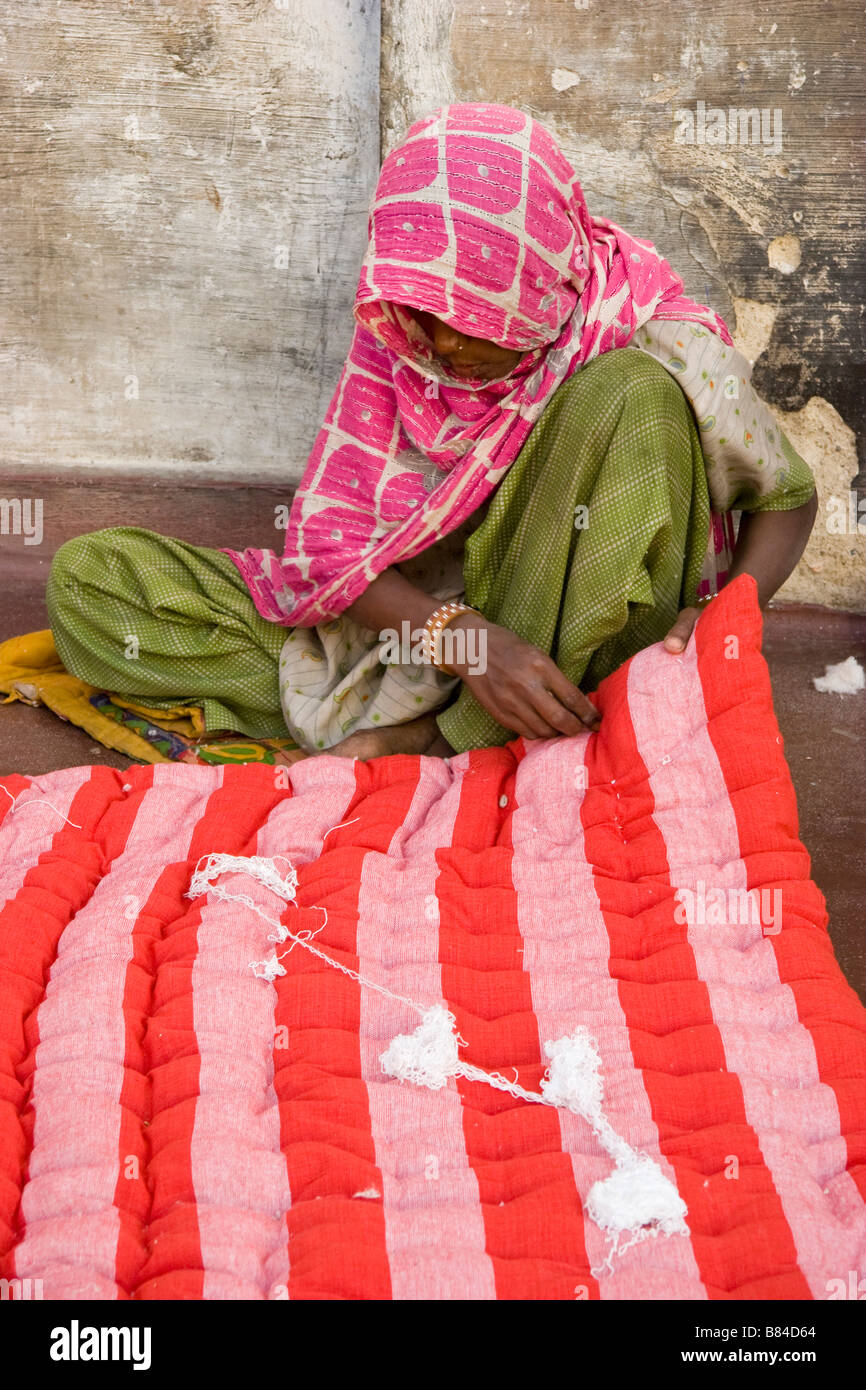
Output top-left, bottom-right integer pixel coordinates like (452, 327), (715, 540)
(0, 629), (303, 766)
(0, 629), (173, 763)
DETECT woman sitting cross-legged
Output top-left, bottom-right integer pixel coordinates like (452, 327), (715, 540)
(46, 102), (817, 763)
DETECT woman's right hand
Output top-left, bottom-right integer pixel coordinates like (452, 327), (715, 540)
(446, 614), (601, 740)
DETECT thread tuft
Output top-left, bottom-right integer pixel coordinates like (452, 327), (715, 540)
(380, 1005), (461, 1090)
(540, 1027), (604, 1115)
(250, 951), (285, 983)
(189, 851), (297, 904)
(542, 1028), (688, 1257)
(588, 1153), (688, 1238)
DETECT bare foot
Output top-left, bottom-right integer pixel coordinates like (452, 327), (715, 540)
(424, 732), (455, 758)
(325, 714), (454, 761)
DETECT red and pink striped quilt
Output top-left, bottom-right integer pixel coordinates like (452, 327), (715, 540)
(1, 574), (864, 1300)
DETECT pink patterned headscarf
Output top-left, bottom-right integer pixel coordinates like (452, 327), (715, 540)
(222, 102), (733, 627)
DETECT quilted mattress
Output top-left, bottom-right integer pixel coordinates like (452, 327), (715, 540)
(0, 573), (864, 1300)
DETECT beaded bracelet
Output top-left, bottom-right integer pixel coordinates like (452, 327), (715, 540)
(422, 599), (481, 672)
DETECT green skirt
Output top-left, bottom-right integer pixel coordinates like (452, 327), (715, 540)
(45, 349), (710, 752)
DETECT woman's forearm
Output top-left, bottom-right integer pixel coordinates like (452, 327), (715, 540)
(343, 566), (442, 635)
(726, 493), (818, 608)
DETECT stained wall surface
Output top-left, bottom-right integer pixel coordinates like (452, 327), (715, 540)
(0, 1), (380, 479)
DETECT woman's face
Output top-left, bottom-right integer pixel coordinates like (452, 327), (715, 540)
(406, 307), (526, 382)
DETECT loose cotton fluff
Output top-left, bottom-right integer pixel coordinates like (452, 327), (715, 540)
(540, 1029), (689, 1270)
(585, 1154), (690, 1273)
(812, 656), (865, 695)
(380, 1005), (461, 1090)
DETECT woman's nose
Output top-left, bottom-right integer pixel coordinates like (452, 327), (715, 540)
(431, 322), (465, 356)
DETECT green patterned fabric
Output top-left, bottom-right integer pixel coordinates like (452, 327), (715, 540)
(730, 428), (816, 513)
(439, 349), (720, 751)
(46, 528), (287, 739)
(45, 350), (814, 756)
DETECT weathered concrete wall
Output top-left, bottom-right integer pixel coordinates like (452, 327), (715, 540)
(381, 0), (865, 609)
(0, 0), (380, 480)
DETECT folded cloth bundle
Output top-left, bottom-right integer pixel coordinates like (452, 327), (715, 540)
(0, 629), (303, 766)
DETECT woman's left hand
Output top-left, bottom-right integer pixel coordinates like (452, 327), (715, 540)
(662, 605), (702, 654)
(661, 497), (819, 655)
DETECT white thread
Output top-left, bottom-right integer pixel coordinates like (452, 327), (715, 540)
(322, 817), (361, 840)
(250, 953), (284, 984)
(539, 1028), (688, 1272)
(0, 783), (82, 830)
(585, 1154), (689, 1275)
(186, 852), (420, 1012)
(189, 851), (298, 903)
(378, 1004), (688, 1284)
(186, 851), (689, 1259)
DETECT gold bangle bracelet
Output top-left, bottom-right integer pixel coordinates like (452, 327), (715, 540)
(422, 600), (481, 672)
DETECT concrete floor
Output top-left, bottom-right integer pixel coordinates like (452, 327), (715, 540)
(2, 575), (864, 1001)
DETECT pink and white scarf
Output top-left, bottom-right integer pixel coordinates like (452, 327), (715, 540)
(222, 102), (733, 627)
